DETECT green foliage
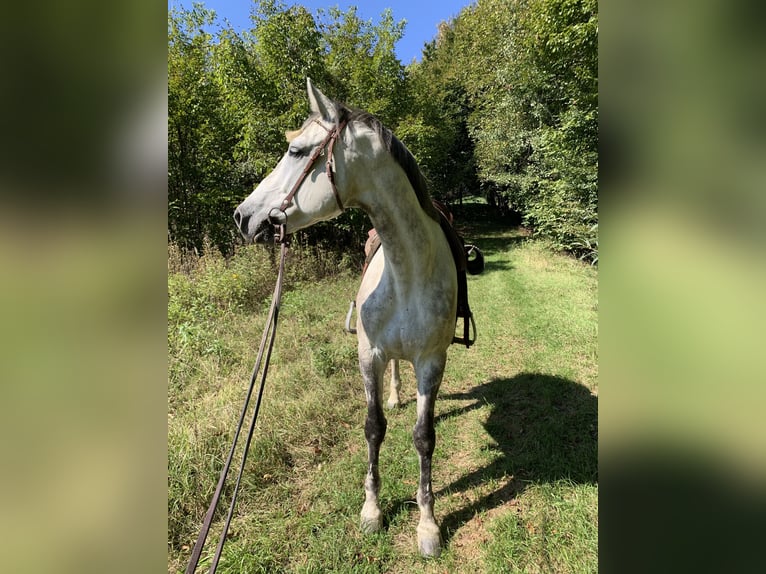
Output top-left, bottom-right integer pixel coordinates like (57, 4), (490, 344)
(168, 2), (409, 254)
(399, 19), (480, 202)
(167, 0), (598, 260)
(481, 0), (598, 258)
(414, 0), (598, 258)
(319, 6), (408, 127)
(168, 4), (245, 252)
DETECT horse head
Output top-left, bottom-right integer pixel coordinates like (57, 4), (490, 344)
(234, 79), (353, 243)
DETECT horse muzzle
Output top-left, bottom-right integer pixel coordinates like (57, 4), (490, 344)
(233, 207), (275, 244)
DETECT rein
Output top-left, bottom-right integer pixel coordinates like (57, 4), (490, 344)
(187, 121), (348, 572)
(185, 225), (290, 574)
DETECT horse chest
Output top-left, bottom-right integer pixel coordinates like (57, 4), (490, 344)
(358, 277), (454, 357)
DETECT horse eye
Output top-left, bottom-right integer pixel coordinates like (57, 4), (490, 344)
(288, 146), (305, 158)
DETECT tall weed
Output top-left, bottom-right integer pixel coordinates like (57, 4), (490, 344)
(168, 238), (358, 397)
(168, 238), (360, 551)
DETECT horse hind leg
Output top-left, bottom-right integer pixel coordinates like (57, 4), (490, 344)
(359, 353), (387, 533)
(413, 357), (445, 557)
(386, 360), (402, 409)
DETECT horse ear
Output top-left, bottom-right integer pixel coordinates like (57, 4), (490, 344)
(307, 78), (337, 122)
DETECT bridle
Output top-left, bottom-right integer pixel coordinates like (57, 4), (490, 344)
(269, 117), (348, 229)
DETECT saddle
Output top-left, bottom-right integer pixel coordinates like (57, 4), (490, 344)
(361, 200), (476, 348)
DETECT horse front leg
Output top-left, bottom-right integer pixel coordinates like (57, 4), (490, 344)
(359, 351), (387, 533)
(386, 360), (402, 409)
(413, 357), (445, 557)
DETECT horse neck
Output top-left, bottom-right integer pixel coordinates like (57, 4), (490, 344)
(357, 171), (444, 283)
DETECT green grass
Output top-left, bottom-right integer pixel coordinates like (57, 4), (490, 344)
(168, 202), (598, 573)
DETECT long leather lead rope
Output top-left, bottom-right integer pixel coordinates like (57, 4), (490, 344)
(187, 119), (347, 573)
(185, 225), (290, 574)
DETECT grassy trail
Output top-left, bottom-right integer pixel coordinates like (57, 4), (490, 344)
(168, 202), (598, 573)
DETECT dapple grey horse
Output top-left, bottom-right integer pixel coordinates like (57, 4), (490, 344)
(234, 79), (457, 557)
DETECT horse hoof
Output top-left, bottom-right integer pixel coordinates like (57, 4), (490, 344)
(386, 399), (400, 410)
(417, 524), (442, 558)
(360, 505), (382, 533)
(360, 515), (382, 534)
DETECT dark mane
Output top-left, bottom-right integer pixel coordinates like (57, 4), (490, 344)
(338, 105), (439, 223)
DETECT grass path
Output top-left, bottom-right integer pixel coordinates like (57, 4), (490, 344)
(168, 202), (598, 573)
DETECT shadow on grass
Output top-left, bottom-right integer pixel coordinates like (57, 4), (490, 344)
(437, 373), (597, 543)
(382, 373), (598, 544)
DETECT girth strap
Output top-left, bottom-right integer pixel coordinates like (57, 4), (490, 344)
(434, 207), (476, 348)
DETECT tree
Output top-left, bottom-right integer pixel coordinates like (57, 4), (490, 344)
(398, 20), (479, 203)
(168, 4), (242, 251)
(430, 0), (598, 259)
(509, 0), (598, 258)
(167, 0), (597, 260)
(168, 2), (413, 254)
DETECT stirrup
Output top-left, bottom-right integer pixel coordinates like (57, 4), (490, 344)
(452, 313), (477, 348)
(345, 300), (357, 334)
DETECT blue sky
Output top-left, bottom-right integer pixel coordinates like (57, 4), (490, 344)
(170, 1), (475, 63)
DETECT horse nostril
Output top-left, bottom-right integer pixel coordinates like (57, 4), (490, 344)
(233, 209), (250, 233)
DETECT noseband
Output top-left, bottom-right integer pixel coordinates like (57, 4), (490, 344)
(271, 118), (348, 229)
